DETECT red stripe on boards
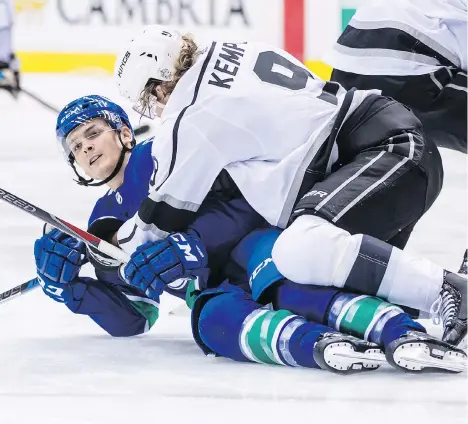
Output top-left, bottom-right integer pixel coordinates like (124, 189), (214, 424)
(283, 0), (305, 62)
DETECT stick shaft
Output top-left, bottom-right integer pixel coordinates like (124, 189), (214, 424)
(0, 186), (130, 263)
(0, 278), (40, 306)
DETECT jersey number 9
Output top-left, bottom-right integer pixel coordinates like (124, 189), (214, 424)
(253, 51), (339, 105)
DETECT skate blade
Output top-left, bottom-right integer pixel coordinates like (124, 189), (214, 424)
(325, 343), (385, 372)
(333, 349), (387, 364)
(394, 343), (467, 373)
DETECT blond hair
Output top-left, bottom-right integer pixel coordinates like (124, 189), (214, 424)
(140, 34), (201, 112)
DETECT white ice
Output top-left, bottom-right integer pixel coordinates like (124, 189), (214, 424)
(0, 75), (466, 424)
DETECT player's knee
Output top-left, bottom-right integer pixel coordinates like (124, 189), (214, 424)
(272, 215), (361, 287)
(271, 281), (338, 323)
(198, 292), (259, 362)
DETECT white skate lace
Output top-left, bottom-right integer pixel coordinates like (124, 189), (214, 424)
(430, 284), (459, 328)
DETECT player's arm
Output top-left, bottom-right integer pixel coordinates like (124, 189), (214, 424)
(68, 277), (159, 337)
(34, 229), (159, 337)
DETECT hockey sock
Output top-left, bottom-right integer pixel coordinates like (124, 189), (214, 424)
(327, 293), (425, 348)
(198, 291), (331, 368)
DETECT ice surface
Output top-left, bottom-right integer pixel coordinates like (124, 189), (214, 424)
(0, 75), (466, 424)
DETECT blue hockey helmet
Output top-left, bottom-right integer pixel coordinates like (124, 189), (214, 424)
(56, 95), (136, 187)
(56, 94), (134, 158)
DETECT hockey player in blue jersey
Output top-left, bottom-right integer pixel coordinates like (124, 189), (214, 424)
(33, 95), (466, 374)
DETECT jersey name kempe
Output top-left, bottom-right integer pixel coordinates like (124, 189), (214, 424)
(208, 43), (246, 89)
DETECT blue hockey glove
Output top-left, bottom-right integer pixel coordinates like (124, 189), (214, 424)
(34, 229), (87, 303)
(122, 230), (209, 300)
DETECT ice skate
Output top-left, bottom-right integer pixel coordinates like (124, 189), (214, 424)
(313, 332), (385, 375)
(386, 330), (467, 373)
(431, 272), (467, 348)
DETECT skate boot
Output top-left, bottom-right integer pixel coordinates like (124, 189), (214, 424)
(313, 332), (386, 375)
(431, 271), (467, 348)
(386, 330), (467, 373)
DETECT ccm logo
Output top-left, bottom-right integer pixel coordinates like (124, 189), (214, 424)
(0, 189), (36, 212)
(249, 257), (273, 285)
(172, 233), (198, 262)
(117, 51), (131, 78)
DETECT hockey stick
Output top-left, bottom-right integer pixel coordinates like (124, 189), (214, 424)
(19, 88), (151, 137)
(0, 186), (130, 263)
(0, 278), (39, 306)
(0, 187), (130, 307)
(20, 88), (61, 114)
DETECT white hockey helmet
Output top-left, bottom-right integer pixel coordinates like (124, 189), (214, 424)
(114, 26), (184, 103)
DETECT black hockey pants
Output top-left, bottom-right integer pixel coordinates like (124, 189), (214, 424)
(292, 94), (444, 250)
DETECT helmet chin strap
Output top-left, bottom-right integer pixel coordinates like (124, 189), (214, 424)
(70, 132), (136, 187)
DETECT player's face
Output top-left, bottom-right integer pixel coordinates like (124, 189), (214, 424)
(66, 118), (133, 180)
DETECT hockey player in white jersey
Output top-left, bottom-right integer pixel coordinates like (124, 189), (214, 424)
(112, 26), (465, 346)
(325, 0), (467, 153)
(0, 0), (19, 96)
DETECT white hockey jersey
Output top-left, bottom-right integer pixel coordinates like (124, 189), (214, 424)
(117, 41), (378, 252)
(324, 0), (467, 76)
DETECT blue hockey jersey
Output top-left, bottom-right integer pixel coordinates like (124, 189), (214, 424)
(66, 139), (265, 336)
